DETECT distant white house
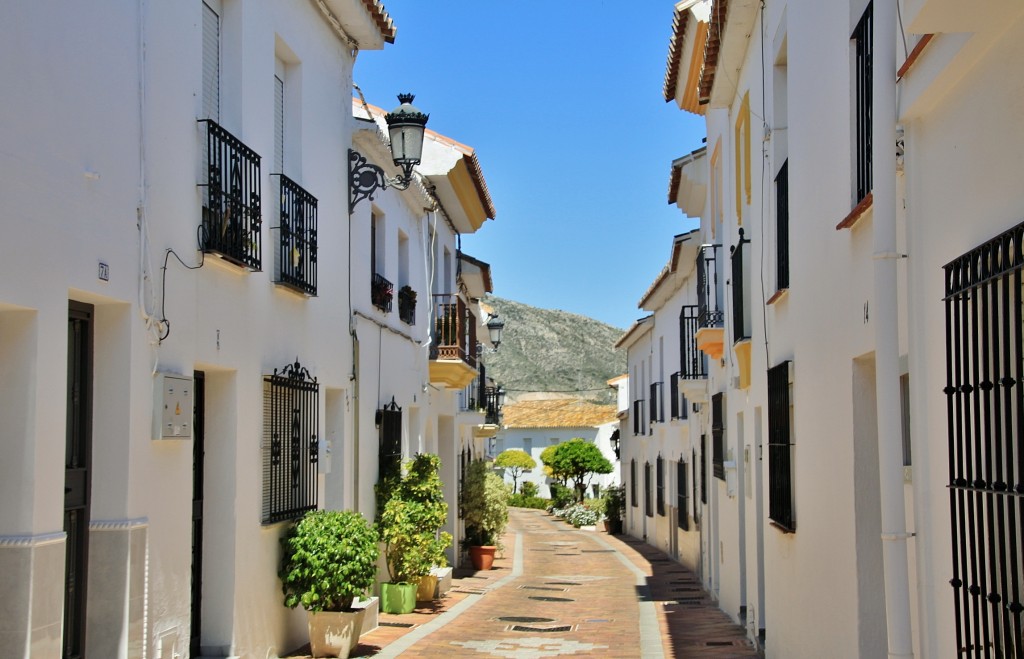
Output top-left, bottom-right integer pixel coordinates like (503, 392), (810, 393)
(496, 399), (619, 498)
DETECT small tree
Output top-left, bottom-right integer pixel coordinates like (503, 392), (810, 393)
(494, 449), (536, 493)
(549, 438), (614, 503)
(540, 444), (569, 486)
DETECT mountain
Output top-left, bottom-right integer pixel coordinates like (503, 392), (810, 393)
(480, 296), (627, 405)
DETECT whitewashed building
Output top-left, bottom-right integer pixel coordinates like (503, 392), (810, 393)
(495, 399), (619, 499)
(0, 1), (505, 657)
(636, 0), (1024, 657)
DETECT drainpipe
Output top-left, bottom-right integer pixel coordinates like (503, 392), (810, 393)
(872, 2), (914, 657)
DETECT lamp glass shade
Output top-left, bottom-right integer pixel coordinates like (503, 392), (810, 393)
(486, 315), (505, 346)
(497, 387), (506, 408)
(385, 94), (429, 169)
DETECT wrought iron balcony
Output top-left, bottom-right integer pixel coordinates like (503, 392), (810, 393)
(482, 386), (503, 425)
(276, 175), (317, 295)
(398, 285), (417, 325)
(696, 244), (723, 328)
(430, 294), (477, 369)
(199, 120), (262, 270)
(371, 273), (393, 312)
(679, 304), (707, 378)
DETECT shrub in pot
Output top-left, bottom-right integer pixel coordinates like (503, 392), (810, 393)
(279, 509), (379, 658)
(603, 484), (626, 535)
(461, 459), (508, 570)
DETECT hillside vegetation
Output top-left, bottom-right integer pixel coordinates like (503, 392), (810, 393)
(481, 296), (626, 404)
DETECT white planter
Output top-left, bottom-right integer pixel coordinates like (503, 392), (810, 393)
(306, 609), (364, 658)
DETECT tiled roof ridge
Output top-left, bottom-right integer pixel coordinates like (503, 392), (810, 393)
(663, 4), (691, 102)
(361, 0), (396, 44)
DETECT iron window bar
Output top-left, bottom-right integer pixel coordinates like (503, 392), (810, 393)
(378, 397), (402, 493)
(768, 361), (795, 532)
(943, 220), (1024, 657)
(273, 174), (317, 296)
(198, 119), (262, 271)
(262, 360), (318, 524)
(631, 459), (638, 508)
(650, 382), (664, 424)
(371, 272), (394, 312)
(644, 462), (654, 518)
(677, 460), (689, 531)
(853, 3), (873, 204)
(679, 304), (707, 378)
(483, 386), (502, 425)
(632, 399), (646, 436)
(712, 393), (725, 481)
(430, 294), (477, 369)
(398, 286), (417, 325)
(775, 160), (790, 291)
(670, 373), (681, 420)
(731, 228), (751, 343)
(697, 244), (724, 329)
(656, 456), (665, 516)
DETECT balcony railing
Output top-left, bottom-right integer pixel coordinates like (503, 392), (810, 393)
(430, 294), (477, 369)
(398, 286), (417, 325)
(650, 382), (664, 424)
(679, 304), (707, 378)
(669, 372), (689, 420)
(200, 119), (262, 271)
(482, 386), (503, 425)
(276, 174), (317, 295)
(371, 273), (393, 312)
(731, 228), (750, 342)
(696, 244), (723, 328)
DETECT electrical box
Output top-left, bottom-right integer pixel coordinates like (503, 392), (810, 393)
(153, 373), (193, 439)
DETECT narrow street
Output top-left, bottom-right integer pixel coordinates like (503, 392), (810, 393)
(350, 508), (759, 658)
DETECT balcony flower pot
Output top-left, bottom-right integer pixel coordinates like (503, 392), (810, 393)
(379, 581), (417, 615)
(279, 510), (379, 658)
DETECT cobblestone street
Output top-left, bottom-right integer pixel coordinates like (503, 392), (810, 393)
(336, 508), (760, 658)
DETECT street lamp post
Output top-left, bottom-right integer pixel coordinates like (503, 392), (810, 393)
(349, 94), (429, 212)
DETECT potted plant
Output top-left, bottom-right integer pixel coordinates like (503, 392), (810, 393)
(377, 454), (452, 611)
(603, 484), (625, 535)
(461, 458), (509, 570)
(279, 509), (379, 658)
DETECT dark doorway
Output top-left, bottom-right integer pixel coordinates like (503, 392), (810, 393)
(190, 371), (206, 657)
(64, 302), (93, 659)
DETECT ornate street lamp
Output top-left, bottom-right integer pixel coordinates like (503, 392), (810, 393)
(349, 94), (429, 211)
(486, 313), (505, 350)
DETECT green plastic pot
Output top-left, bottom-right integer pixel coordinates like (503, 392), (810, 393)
(379, 582), (417, 614)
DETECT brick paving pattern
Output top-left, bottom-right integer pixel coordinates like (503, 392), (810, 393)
(288, 507), (759, 657)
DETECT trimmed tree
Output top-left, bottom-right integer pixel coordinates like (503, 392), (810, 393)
(549, 438), (614, 502)
(540, 444), (569, 486)
(494, 449), (536, 493)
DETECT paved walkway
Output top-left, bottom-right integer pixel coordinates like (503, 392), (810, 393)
(290, 508), (759, 658)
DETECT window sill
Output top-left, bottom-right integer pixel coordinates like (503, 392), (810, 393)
(766, 288), (789, 306)
(836, 192), (873, 230)
(769, 519), (796, 534)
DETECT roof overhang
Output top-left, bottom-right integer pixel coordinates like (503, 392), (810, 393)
(321, 0), (396, 49)
(614, 315), (654, 350)
(669, 146), (708, 216)
(638, 231), (700, 311)
(664, 0), (712, 115)
(699, 0), (759, 108)
(418, 131), (496, 234)
(459, 252), (493, 299)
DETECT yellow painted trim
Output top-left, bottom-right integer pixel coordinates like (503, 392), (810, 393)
(734, 339), (752, 390)
(682, 22), (710, 115)
(474, 424), (499, 438)
(710, 139), (723, 240)
(449, 159), (487, 231)
(734, 92), (751, 225)
(695, 327), (725, 361)
(428, 359), (478, 389)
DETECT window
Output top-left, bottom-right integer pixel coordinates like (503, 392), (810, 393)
(523, 437), (533, 457)
(274, 72), (284, 173)
(656, 456), (665, 516)
(943, 221), (1024, 657)
(700, 435), (708, 503)
(692, 449), (701, 528)
(731, 228), (750, 342)
(680, 304), (706, 378)
(768, 361), (794, 531)
(650, 382), (663, 424)
(262, 361), (319, 523)
(644, 461), (653, 518)
(631, 459), (638, 508)
(202, 2), (220, 122)
(677, 460), (689, 531)
(852, 2), (873, 204)
(378, 398), (402, 488)
(632, 399), (645, 436)
(775, 160), (790, 291)
(899, 373), (911, 467)
(370, 213), (393, 312)
(712, 393), (725, 480)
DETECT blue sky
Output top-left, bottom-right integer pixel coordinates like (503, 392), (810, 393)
(354, 1), (705, 330)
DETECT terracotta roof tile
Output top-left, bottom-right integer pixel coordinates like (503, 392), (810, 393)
(698, 0), (727, 104)
(502, 399), (618, 429)
(663, 4), (691, 102)
(362, 0), (396, 44)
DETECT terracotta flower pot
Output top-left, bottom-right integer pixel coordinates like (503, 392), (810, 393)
(306, 609), (362, 658)
(468, 545), (496, 570)
(379, 582), (417, 614)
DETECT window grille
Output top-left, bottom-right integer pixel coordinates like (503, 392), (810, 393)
(712, 393), (725, 480)
(200, 120), (262, 271)
(700, 435), (708, 504)
(692, 449), (701, 528)
(677, 460), (689, 531)
(631, 459), (638, 508)
(276, 175), (317, 295)
(201, 2), (219, 122)
(768, 361), (795, 531)
(262, 361), (318, 524)
(633, 399), (646, 436)
(775, 160), (790, 290)
(731, 228), (750, 343)
(378, 397), (402, 488)
(943, 221), (1024, 657)
(680, 304), (706, 378)
(900, 373), (912, 467)
(644, 461), (653, 518)
(372, 273), (394, 312)
(398, 286), (417, 325)
(650, 382), (663, 424)
(852, 3), (873, 204)
(697, 245), (724, 328)
(656, 456), (665, 516)
(670, 372), (681, 419)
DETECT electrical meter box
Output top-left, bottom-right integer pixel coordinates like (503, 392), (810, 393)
(153, 373), (193, 439)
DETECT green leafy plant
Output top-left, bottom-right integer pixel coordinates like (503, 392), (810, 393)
(279, 509), (379, 612)
(520, 481), (539, 498)
(378, 453), (452, 584)
(603, 484), (626, 525)
(508, 493), (548, 509)
(548, 482), (575, 509)
(547, 438), (614, 503)
(494, 449), (536, 493)
(461, 459), (509, 547)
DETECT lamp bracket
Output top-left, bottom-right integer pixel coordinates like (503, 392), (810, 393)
(348, 149), (413, 212)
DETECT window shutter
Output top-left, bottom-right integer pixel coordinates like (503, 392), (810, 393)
(202, 3), (220, 122)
